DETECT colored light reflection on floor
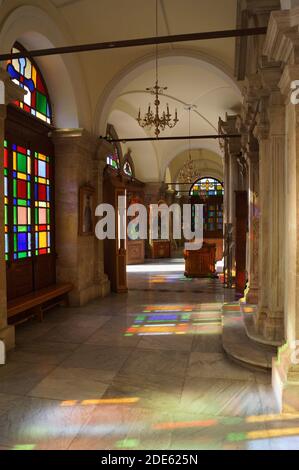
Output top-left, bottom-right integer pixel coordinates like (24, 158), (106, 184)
(12, 444), (36, 450)
(148, 274), (194, 283)
(153, 419), (217, 430)
(246, 414), (299, 423)
(227, 427), (299, 442)
(116, 438), (140, 449)
(60, 397), (139, 407)
(125, 307), (222, 336)
(127, 264), (185, 273)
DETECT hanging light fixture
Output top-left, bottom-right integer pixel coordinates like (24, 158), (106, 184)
(179, 104), (198, 183)
(136, 0), (179, 137)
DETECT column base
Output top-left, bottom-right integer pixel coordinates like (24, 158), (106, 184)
(272, 344), (299, 413)
(244, 285), (259, 305)
(69, 275), (110, 307)
(0, 325), (15, 356)
(255, 308), (285, 342)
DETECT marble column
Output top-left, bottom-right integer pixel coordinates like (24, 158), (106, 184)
(263, 6), (299, 410)
(255, 103), (271, 330)
(94, 139), (112, 294)
(245, 140), (260, 305)
(52, 129), (110, 306)
(271, 63), (299, 411)
(0, 70), (24, 352)
(266, 94), (286, 341)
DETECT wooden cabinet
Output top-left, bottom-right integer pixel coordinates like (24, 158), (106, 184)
(127, 240), (145, 265)
(152, 240), (171, 259)
(184, 242), (216, 278)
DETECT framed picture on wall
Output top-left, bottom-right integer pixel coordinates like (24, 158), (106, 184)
(79, 185), (95, 236)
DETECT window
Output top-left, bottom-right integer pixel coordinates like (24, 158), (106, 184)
(4, 43), (55, 300)
(4, 140), (9, 261)
(6, 44), (52, 124)
(190, 177), (224, 235)
(12, 144), (32, 260)
(123, 160), (133, 177)
(190, 177), (224, 197)
(106, 145), (120, 170)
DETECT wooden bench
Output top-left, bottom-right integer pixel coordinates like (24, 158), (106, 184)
(7, 283), (73, 325)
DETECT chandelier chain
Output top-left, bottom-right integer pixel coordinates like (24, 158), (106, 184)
(136, 0), (179, 137)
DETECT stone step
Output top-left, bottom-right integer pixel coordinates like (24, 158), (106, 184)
(222, 304), (277, 371)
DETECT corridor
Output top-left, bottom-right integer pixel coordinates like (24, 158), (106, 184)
(0, 260), (298, 450)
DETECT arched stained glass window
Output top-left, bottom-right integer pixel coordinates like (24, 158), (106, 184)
(4, 42), (55, 302)
(190, 177), (224, 197)
(6, 44), (52, 124)
(106, 144), (120, 170)
(123, 160), (133, 177)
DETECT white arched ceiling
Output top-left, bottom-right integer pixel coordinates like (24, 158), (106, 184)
(0, 3), (91, 130)
(109, 109), (159, 182)
(104, 51), (241, 182)
(169, 149), (224, 184)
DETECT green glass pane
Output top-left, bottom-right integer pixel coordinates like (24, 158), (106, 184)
(18, 252), (27, 259)
(28, 182), (31, 198)
(4, 206), (8, 225)
(36, 92), (47, 115)
(13, 207), (17, 224)
(13, 179), (17, 198)
(18, 199), (27, 207)
(18, 226), (27, 233)
(17, 152), (27, 173)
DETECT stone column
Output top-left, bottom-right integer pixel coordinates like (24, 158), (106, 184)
(245, 138), (260, 304)
(0, 70), (24, 353)
(52, 129), (110, 306)
(255, 97), (271, 328)
(265, 91), (286, 341)
(94, 139), (112, 294)
(271, 62), (299, 411)
(263, 6), (299, 410)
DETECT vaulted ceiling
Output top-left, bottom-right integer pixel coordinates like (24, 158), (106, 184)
(0, 0), (242, 182)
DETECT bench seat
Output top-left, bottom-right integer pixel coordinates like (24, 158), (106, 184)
(7, 283), (73, 324)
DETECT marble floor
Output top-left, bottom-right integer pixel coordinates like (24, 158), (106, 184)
(0, 259), (299, 450)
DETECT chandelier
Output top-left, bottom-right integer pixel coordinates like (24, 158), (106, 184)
(179, 105), (198, 183)
(136, 0), (178, 137)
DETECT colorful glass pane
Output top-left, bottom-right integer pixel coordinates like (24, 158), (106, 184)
(106, 142), (120, 170)
(7, 46), (52, 124)
(34, 152), (51, 255)
(190, 177), (224, 197)
(12, 144), (31, 260)
(123, 161), (133, 176)
(4, 140), (9, 261)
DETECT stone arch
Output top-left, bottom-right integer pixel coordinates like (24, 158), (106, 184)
(93, 47), (242, 136)
(0, 4), (91, 130)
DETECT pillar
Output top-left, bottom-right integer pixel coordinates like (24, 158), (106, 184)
(255, 97), (272, 330)
(52, 129), (110, 306)
(245, 138), (260, 304)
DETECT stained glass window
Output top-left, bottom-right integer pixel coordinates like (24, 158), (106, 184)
(123, 160), (133, 177)
(106, 144), (120, 170)
(190, 177), (224, 234)
(6, 45), (52, 124)
(12, 144), (32, 260)
(34, 152), (51, 255)
(190, 177), (224, 197)
(4, 140), (9, 261)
